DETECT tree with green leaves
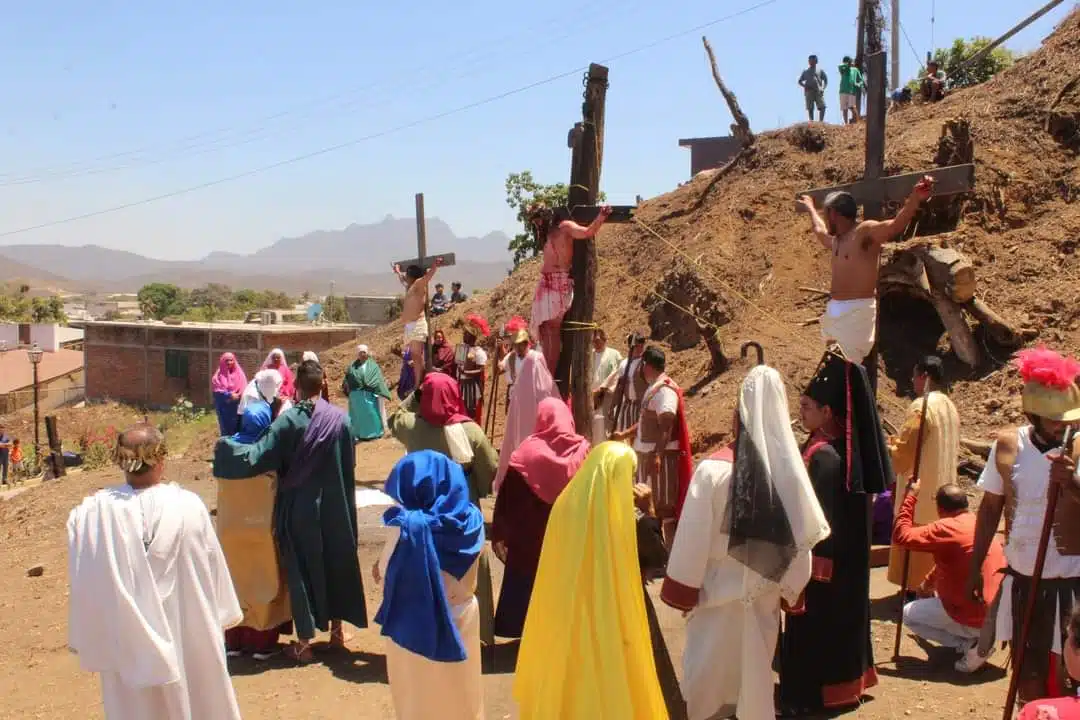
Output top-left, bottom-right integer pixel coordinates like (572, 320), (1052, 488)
(908, 37), (1019, 92)
(504, 171), (606, 267)
(137, 283), (188, 320)
(30, 296), (67, 324)
(323, 295), (351, 322)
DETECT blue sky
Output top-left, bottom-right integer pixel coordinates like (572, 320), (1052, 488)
(0, 0), (1072, 261)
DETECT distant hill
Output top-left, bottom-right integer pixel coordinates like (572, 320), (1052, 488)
(0, 253), (76, 291)
(0, 216), (513, 294)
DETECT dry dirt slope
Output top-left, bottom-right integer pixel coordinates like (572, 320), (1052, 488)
(333, 9), (1080, 455)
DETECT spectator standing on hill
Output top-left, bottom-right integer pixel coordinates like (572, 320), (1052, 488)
(799, 54), (828, 123)
(838, 56), (864, 124)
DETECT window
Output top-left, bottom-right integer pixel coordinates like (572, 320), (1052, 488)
(164, 350), (190, 379)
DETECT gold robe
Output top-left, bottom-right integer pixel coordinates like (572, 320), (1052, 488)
(216, 472), (291, 630)
(887, 391), (961, 587)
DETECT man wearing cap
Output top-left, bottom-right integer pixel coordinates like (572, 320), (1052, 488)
(797, 175), (935, 364)
(497, 327), (540, 410)
(967, 347), (1080, 703)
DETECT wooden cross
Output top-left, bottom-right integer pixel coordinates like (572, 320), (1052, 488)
(795, 49), (976, 394)
(552, 64), (642, 434)
(396, 194), (457, 367)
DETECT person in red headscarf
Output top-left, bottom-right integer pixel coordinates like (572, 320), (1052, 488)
(430, 329), (457, 377)
(490, 397), (590, 638)
(386, 372), (499, 645)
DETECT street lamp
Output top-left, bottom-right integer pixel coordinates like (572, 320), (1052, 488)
(27, 342), (43, 469)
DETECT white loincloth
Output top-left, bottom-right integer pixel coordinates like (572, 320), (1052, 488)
(403, 317), (429, 344)
(820, 297), (877, 362)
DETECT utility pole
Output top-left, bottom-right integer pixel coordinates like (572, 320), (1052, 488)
(890, 0), (900, 90)
(855, 0), (868, 110)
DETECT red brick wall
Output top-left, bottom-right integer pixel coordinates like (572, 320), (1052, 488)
(85, 324), (359, 409)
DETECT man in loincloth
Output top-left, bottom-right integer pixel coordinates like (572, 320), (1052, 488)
(797, 175), (934, 364)
(393, 257), (444, 386)
(967, 347), (1080, 704)
(527, 202), (613, 374)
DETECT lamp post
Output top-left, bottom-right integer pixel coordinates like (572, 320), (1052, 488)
(27, 342), (43, 469)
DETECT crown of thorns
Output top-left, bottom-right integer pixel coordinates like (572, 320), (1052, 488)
(113, 434), (168, 473)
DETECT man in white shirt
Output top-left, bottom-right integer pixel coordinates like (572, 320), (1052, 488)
(967, 347), (1080, 703)
(617, 346), (693, 546)
(67, 424), (242, 720)
(662, 364), (829, 720)
(497, 328), (535, 410)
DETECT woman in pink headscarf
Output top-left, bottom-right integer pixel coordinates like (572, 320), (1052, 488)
(211, 352), (247, 435)
(490, 397), (589, 638)
(261, 348), (295, 400)
(493, 350), (560, 492)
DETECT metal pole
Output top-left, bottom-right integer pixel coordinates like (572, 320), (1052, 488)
(890, 0), (900, 90)
(32, 363), (40, 469)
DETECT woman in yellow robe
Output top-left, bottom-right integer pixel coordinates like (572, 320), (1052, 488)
(887, 357), (960, 588)
(514, 441), (669, 719)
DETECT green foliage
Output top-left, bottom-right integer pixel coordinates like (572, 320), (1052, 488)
(0, 285), (67, 323)
(138, 283), (189, 320)
(81, 440), (114, 470)
(504, 171), (606, 268)
(169, 395), (206, 425)
(386, 295), (405, 321)
(907, 36), (1019, 92)
(322, 295), (351, 323)
(137, 282), (297, 322)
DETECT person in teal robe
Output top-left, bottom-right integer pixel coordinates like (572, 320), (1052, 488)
(214, 359), (367, 663)
(343, 345), (392, 442)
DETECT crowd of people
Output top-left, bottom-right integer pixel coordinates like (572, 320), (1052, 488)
(63, 189), (1080, 720)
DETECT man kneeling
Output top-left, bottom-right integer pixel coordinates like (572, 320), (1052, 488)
(893, 476), (1006, 671)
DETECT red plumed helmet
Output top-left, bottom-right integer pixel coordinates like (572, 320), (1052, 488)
(464, 313), (491, 338)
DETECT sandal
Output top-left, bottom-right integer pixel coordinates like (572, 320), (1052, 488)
(284, 641), (314, 665)
(329, 623), (352, 649)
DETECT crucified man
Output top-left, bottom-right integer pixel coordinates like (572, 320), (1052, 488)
(527, 202), (612, 374)
(393, 257), (444, 387)
(797, 176), (934, 364)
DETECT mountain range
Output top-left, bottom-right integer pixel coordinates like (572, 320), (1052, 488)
(0, 216), (515, 296)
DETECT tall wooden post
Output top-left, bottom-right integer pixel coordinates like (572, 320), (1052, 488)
(854, 0), (867, 108)
(557, 63), (608, 433)
(415, 192), (432, 367)
(864, 45), (887, 394)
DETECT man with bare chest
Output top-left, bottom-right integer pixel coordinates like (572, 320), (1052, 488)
(527, 202), (612, 375)
(393, 257), (444, 386)
(797, 176), (934, 363)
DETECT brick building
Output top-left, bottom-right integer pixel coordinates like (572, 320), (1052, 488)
(678, 135), (742, 177)
(84, 321), (360, 409)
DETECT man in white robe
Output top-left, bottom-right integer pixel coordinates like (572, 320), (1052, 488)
(67, 424), (243, 720)
(661, 364), (830, 720)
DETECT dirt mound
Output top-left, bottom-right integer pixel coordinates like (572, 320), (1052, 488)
(338, 10), (1080, 455)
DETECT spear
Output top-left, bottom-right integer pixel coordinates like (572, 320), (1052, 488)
(893, 381), (933, 658)
(1002, 424), (1076, 720)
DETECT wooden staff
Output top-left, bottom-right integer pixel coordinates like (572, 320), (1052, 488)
(892, 382), (934, 658)
(483, 345), (501, 439)
(1002, 424), (1077, 720)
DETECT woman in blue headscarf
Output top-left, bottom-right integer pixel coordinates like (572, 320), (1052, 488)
(218, 369), (293, 659)
(373, 450), (485, 720)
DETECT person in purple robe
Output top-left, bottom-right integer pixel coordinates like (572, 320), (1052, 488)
(213, 360), (367, 663)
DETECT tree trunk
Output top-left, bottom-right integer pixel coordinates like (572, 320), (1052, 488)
(701, 36), (755, 147)
(966, 297), (1024, 347)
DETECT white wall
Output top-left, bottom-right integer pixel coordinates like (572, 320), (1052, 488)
(29, 324), (60, 352)
(0, 324), (17, 350)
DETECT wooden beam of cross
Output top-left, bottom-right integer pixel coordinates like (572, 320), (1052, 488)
(793, 163), (975, 215)
(393, 252), (456, 271)
(554, 204), (637, 224)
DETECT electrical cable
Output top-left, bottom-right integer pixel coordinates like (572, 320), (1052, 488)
(0, 0), (785, 238)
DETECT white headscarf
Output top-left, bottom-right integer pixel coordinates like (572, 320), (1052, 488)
(302, 351), (319, 364)
(238, 369), (283, 414)
(726, 365), (831, 604)
(357, 344), (369, 355)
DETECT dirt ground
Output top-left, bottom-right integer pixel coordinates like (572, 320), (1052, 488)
(0, 435), (1013, 720)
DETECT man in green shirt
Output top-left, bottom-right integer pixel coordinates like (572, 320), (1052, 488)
(798, 54), (828, 122)
(838, 55), (865, 124)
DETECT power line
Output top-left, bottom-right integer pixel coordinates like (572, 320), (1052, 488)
(897, 19), (925, 66)
(0, 0), (784, 239)
(1, 0), (630, 186)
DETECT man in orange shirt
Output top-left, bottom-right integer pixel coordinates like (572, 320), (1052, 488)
(893, 474), (1006, 672)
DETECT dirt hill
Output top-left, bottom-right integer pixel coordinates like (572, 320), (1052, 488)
(326, 10), (1080, 459)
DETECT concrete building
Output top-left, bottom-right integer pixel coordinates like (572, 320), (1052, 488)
(0, 323), (84, 352)
(0, 347), (85, 415)
(678, 135), (742, 177)
(343, 295), (398, 325)
(84, 321), (361, 409)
